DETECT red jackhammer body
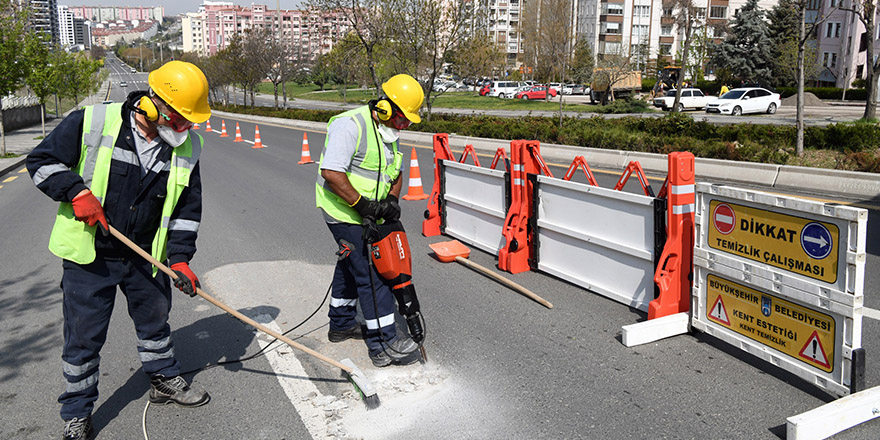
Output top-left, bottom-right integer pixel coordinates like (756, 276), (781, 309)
(369, 221), (425, 346)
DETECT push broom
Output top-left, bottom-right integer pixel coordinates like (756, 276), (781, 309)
(107, 225), (381, 409)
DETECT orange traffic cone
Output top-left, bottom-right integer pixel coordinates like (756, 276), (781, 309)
(193, 122), (200, 130)
(252, 125), (264, 149)
(219, 120), (228, 137)
(233, 122), (244, 142)
(402, 147), (429, 200)
(206, 119), (212, 131)
(298, 132), (314, 164)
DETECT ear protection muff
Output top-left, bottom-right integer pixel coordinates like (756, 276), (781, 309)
(138, 96), (159, 122)
(370, 98), (394, 121)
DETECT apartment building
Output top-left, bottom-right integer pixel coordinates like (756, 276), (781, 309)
(19, 0), (59, 44)
(56, 5), (90, 50)
(68, 6), (164, 23)
(485, 0), (525, 66)
(181, 2), (351, 63)
(815, 0), (880, 88)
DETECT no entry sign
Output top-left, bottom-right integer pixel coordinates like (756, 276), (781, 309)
(713, 203), (735, 235)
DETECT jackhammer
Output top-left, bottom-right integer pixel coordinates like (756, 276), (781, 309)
(368, 220), (427, 361)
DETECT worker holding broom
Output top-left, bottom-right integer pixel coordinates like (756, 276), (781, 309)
(27, 60), (211, 440)
(315, 74), (425, 367)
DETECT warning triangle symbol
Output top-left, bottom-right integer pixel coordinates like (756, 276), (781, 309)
(708, 295), (731, 326)
(798, 331), (831, 369)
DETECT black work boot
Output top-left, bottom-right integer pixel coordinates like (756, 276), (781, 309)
(62, 416), (92, 440)
(149, 375), (210, 407)
(370, 337), (420, 367)
(328, 325), (364, 343)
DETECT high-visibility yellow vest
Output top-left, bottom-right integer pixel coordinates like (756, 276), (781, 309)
(48, 103), (203, 273)
(315, 106), (402, 224)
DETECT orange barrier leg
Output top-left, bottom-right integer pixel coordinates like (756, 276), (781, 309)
(497, 140), (532, 274)
(648, 152), (695, 320)
(422, 133), (456, 237)
(298, 132), (315, 164)
(402, 147), (428, 200)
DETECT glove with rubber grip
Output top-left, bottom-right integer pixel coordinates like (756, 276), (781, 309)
(362, 217), (381, 244)
(377, 194), (401, 222)
(71, 190), (109, 235)
(170, 262), (200, 297)
(352, 196), (381, 220)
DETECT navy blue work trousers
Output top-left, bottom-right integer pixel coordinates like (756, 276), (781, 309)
(58, 255), (180, 420)
(326, 222), (400, 356)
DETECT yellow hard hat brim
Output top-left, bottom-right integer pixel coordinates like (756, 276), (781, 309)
(402, 109), (421, 124)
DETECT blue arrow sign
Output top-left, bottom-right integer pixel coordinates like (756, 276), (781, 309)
(801, 222), (833, 260)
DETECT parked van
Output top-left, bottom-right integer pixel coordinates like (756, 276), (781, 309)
(488, 81), (522, 99)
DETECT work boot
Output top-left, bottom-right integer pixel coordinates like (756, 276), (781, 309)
(328, 325), (364, 343)
(62, 416), (92, 440)
(370, 337), (420, 367)
(149, 375), (210, 407)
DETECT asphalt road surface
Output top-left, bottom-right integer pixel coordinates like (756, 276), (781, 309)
(0, 56), (877, 439)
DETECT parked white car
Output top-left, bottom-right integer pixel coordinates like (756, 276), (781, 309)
(488, 81), (524, 99)
(705, 87), (781, 115)
(653, 88), (713, 111)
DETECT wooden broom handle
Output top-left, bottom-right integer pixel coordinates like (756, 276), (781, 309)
(107, 225), (352, 373)
(454, 256), (553, 309)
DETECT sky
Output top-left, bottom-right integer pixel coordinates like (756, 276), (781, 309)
(67, 0), (305, 17)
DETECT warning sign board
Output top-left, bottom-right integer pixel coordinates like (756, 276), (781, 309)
(706, 274), (835, 372)
(707, 200), (839, 283)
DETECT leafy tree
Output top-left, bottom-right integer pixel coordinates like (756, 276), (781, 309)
(711, 0), (774, 86)
(670, 0), (701, 112)
(0, 0), (30, 156)
(767, 0), (801, 87)
(24, 31), (56, 137)
(521, 0), (575, 83)
(568, 37), (594, 84)
(326, 32), (369, 104)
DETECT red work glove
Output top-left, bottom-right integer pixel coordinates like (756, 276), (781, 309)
(170, 262), (200, 297)
(71, 190), (108, 235)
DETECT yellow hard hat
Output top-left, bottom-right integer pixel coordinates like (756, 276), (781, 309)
(148, 60), (211, 123)
(381, 74), (424, 124)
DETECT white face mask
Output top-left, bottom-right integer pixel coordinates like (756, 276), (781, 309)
(157, 125), (189, 147)
(376, 123), (399, 143)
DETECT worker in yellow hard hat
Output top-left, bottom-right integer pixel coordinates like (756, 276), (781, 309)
(315, 74), (427, 367)
(27, 60), (212, 440)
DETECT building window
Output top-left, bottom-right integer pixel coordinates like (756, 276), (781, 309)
(830, 0), (839, 7)
(710, 6), (726, 19)
(661, 25), (673, 36)
(695, 7), (706, 19)
(826, 22), (841, 38)
(633, 24), (649, 40)
(634, 5), (650, 17)
(605, 3), (624, 15)
(602, 22), (621, 34)
(660, 43), (672, 55)
(823, 52), (837, 68)
(662, 7), (674, 16)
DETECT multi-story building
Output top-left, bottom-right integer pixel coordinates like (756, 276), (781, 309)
(73, 17), (90, 49)
(485, 0), (525, 67)
(814, 0), (880, 89)
(181, 2), (351, 63)
(57, 4), (75, 47)
(67, 6), (163, 24)
(578, 0), (783, 72)
(91, 20), (157, 47)
(20, 0), (59, 44)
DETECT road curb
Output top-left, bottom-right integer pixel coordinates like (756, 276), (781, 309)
(0, 156), (27, 178)
(212, 110), (880, 201)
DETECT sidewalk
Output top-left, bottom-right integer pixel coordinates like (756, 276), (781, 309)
(0, 81), (110, 178)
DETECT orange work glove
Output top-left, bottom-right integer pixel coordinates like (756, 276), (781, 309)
(71, 190), (108, 235)
(170, 262), (200, 297)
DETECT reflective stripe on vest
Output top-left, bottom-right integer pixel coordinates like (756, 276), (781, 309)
(47, 104), (202, 271)
(315, 106), (401, 224)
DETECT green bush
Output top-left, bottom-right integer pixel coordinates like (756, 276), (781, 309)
(214, 103), (880, 172)
(776, 87), (867, 101)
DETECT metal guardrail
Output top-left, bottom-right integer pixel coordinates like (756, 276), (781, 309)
(1, 96), (40, 109)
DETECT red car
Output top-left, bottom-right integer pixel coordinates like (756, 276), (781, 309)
(479, 84), (490, 96)
(515, 86), (558, 100)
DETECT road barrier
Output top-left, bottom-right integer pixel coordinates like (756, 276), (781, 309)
(421, 134), (876, 437)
